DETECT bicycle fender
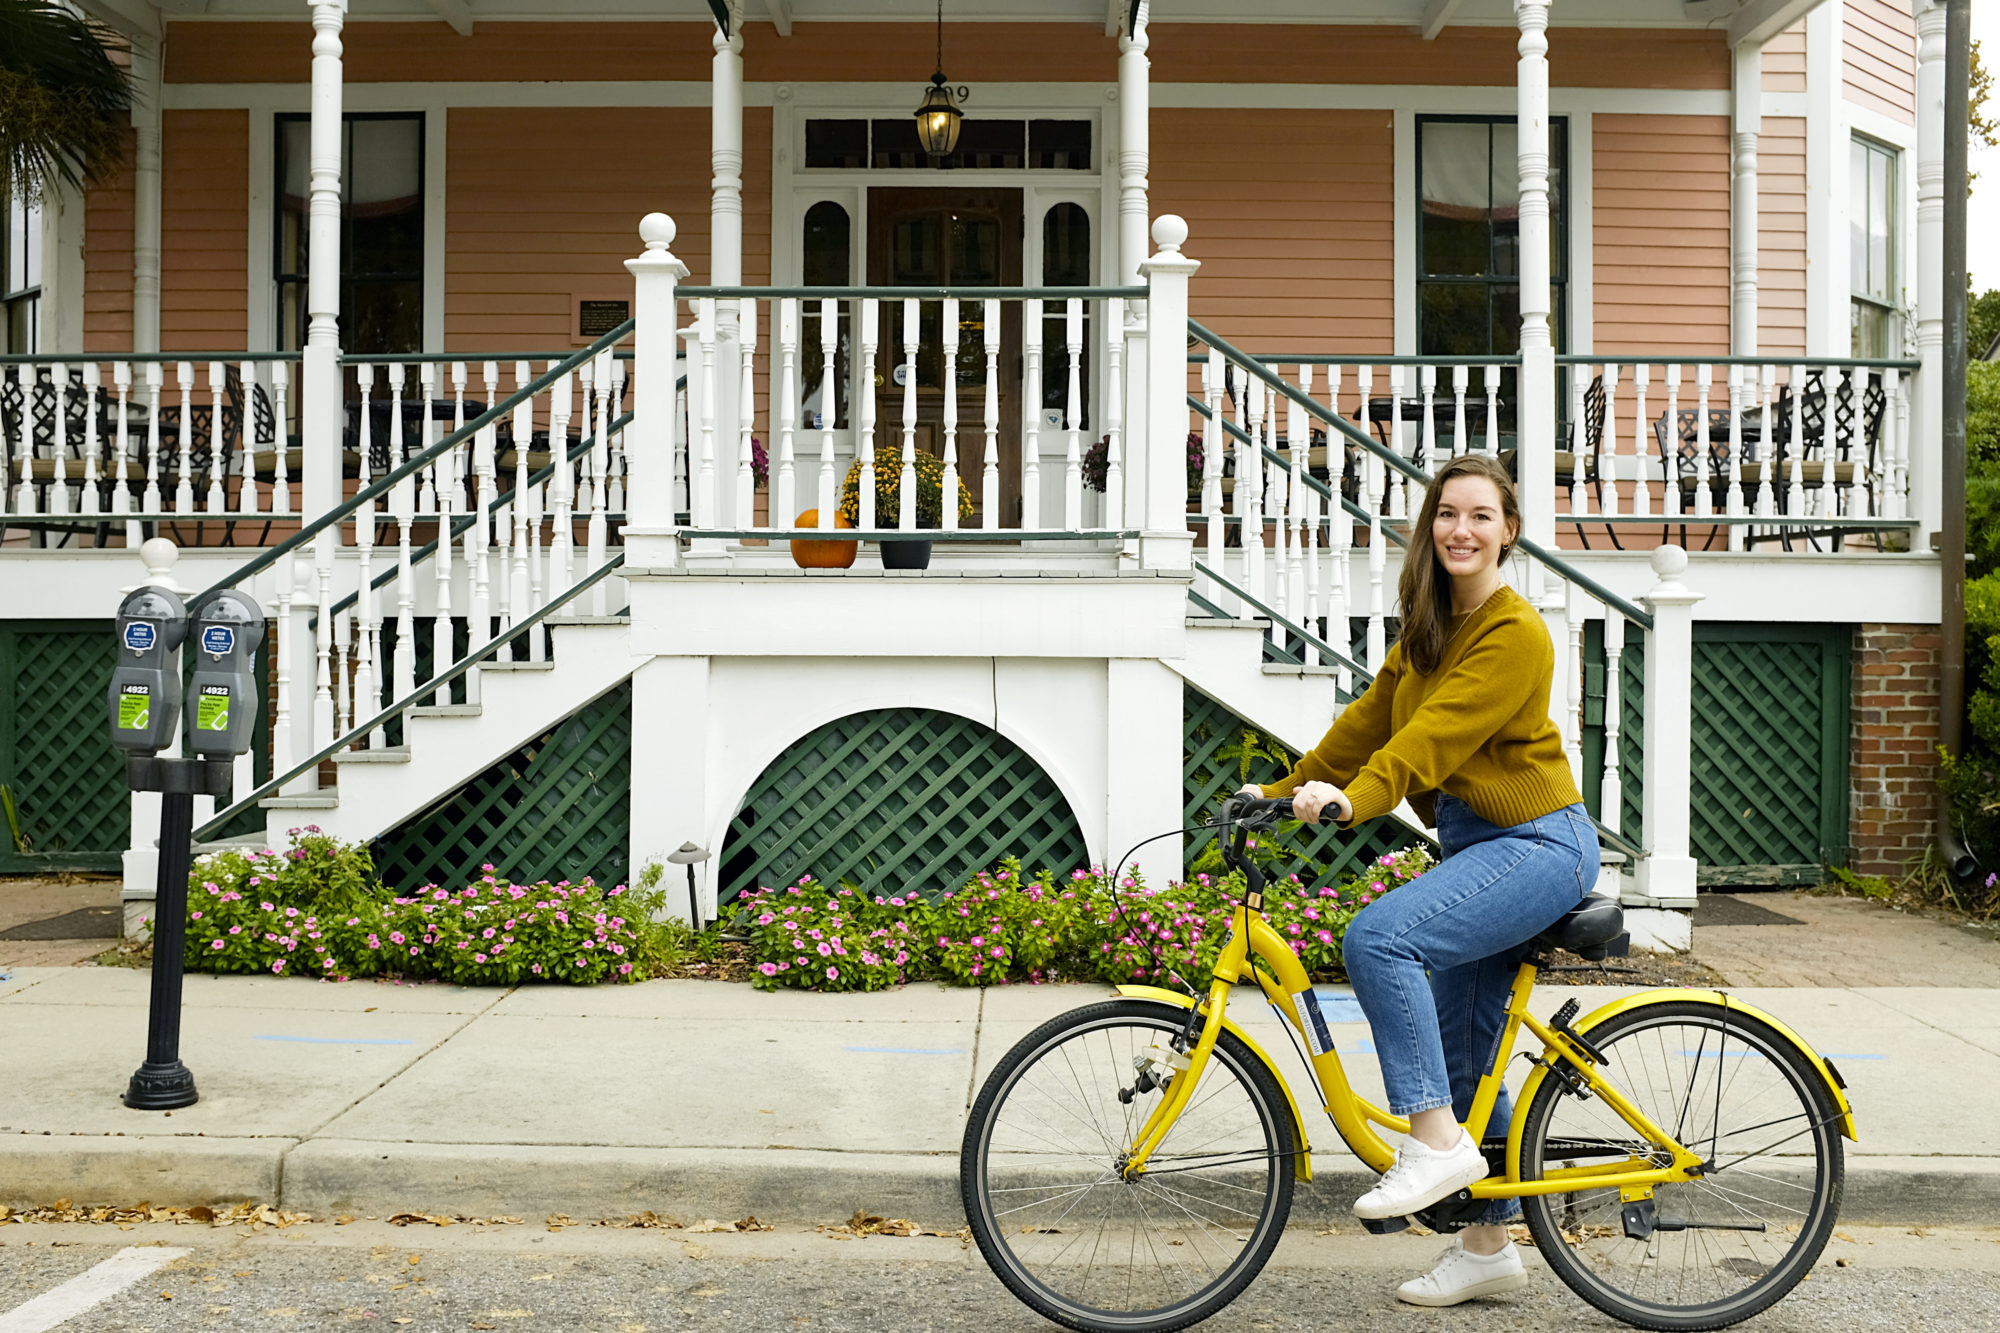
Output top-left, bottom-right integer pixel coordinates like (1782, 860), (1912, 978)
(1114, 985), (1314, 1182)
(1509, 988), (1856, 1183)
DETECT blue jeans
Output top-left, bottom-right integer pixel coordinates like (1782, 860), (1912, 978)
(1342, 794), (1599, 1222)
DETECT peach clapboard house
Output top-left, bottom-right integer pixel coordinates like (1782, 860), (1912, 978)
(0, 1), (1953, 951)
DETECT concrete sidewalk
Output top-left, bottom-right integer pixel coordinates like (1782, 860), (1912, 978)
(0, 966), (1991, 1227)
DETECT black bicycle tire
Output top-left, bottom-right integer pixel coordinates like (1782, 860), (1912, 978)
(960, 998), (1296, 1333)
(1518, 998), (1845, 1332)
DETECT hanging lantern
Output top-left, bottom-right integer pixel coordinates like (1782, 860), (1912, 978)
(914, 0), (965, 163)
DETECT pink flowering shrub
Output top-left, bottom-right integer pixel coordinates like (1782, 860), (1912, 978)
(380, 874), (650, 986)
(729, 845), (1436, 993)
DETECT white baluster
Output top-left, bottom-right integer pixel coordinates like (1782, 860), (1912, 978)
(333, 608), (351, 738)
(1662, 364), (1683, 518)
(1450, 365), (1469, 459)
(172, 361), (195, 513)
(1483, 364), (1500, 455)
(469, 362), (497, 688)
(1291, 365), (1310, 660)
(1601, 605), (1626, 837)
(449, 360), (470, 515)
(1269, 386), (1288, 642)
(1755, 364), (1776, 520)
(1242, 372), (1266, 618)
(1630, 364), (1651, 518)
(1325, 363), (1351, 691)
(508, 361), (533, 647)
(314, 533), (335, 760)
(695, 299), (718, 532)
(416, 364), (438, 516)
(392, 364), (418, 709)
(1419, 363), (1439, 471)
(430, 368), (456, 703)
(548, 367), (575, 601)
(984, 298), (1002, 529)
(8, 365), (28, 514)
(1724, 364), (1745, 548)
(1568, 368), (1589, 519)
(234, 362), (262, 517)
(1692, 364), (1713, 518)
(777, 298), (798, 528)
(141, 363), (163, 516)
(942, 296), (962, 533)
(1200, 352), (1223, 603)
(737, 296), (759, 530)
(1060, 298), (1082, 532)
(857, 300), (877, 531)
(1022, 298), (1042, 529)
(817, 297), (838, 528)
(273, 552), (297, 780)
(352, 363), (379, 736)
(49, 362), (72, 516)
(606, 357), (627, 517)
(80, 363), (104, 515)
(1385, 364), (1406, 519)
(1885, 366), (1907, 520)
(898, 297), (918, 534)
(1785, 364), (1806, 519)
(1827, 365), (1849, 520)
(203, 360), (226, 514)
(270, 362), (291, 516)
(112, 363), (134, 537)
(1100, 298), (1121, 535)
(584, 353), (609, 615)
(1358, 366), (1385, 670)
(1564, 582), (1584, 777)
(1600, 363), (1621, 523)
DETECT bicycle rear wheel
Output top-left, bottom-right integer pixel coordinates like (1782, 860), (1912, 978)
(960, 999), (1296, 1333)
(1518, 998), (1844, 1331)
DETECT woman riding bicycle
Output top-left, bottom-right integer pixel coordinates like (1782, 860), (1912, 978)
(1242, 451), (1599, 1308)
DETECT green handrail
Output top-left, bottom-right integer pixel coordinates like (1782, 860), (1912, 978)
(1193, 560), (1372, 683)
(679, 284), (1148, 301)
(1187, 393), (1408, 549)
(1187, 319), (1655, 632)
(190, 319), (635, 604)
(192, 553), (627, 842)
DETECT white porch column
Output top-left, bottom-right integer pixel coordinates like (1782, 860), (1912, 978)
(131, 33), (164, 355)
(1630, 546), (1703, 923)
(1911, 0), (1946, 547)
(1118, 2), (1151, 287)
(1138, 216), (1196, 572)
(625, 213), (690, 570)
(1731, 43), (1761, 356)
(716, 10), (752, 532)
(1513, 2), (1556, 565)
(1803, 2), (1847, 357)
(302, 1), (344, 526)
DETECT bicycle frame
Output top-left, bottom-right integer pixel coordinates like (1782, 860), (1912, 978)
(1122, 814), (1706, 1203)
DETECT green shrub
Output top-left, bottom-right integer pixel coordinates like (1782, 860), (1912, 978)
(379, 874), (656, 985)
(1969, 360), (2000, 467)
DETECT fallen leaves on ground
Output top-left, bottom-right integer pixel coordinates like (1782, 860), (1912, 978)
(0, 1200), (310, 1228)
(686, 1216), (773, 1234)
(821, 1210), (967, 1240)
(386, 1212), (523, 1228)
(594, 1212), (682, 1230)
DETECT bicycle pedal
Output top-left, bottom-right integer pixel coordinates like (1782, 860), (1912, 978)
(1357, 1214), (1410, 1236)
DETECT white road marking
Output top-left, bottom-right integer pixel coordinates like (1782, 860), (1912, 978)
(0, 1246), (189, 1333)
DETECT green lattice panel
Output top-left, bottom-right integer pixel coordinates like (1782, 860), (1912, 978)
(1688, 627), (1849, 870)
(373, 681), (631, 892)
(0, 623), (130, 870)
(1581, 618), (1646, 847)
(719, 708), (1089, 903)
(1183, 683), (1425, 884)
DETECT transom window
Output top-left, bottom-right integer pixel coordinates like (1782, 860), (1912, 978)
(275, 112), (424, 354)
(804, 119), (1091, 172)
(1850, 135), (1899, 358)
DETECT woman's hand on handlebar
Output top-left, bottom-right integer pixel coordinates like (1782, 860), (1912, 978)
(1290, 781), (1353, 826)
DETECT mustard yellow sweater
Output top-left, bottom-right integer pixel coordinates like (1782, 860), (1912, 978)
(1261, 585), (1582, 829)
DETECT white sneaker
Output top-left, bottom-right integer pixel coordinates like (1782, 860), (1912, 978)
(1395, 1239), (1530, 1307)
(1352, 1129), (1490, 1220)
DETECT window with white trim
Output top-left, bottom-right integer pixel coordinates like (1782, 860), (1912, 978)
(275, 112), (424, 354)
(3, 194), (42, 355)
(1849, 135), (1898, 359)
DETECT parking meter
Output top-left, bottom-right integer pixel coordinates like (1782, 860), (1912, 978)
(185, 591), (265, 758)
(110, 587), (189, 755)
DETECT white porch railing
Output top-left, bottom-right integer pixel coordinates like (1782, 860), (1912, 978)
(2, 354), (300, 537)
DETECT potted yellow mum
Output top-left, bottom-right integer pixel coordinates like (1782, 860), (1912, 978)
(838, 448), (975, 570)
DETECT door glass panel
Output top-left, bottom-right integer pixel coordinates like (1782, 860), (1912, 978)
(801, 201), (852, 429)
(1041, 204), (1091, 420)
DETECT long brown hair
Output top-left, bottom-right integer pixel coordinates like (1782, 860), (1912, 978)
(1396, 453), (1521, 676)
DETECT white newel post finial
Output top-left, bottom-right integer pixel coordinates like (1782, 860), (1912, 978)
(1138, 215), (1196, 571)
(1513, 1), (1555, 585)
(1911, 0), (1946, 547)
(1633, 545), (1704, 909)
(626, 213), (691, 569)
(302, 0), (346, 533)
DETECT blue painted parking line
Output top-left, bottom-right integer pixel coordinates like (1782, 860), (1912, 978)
(255, 1035), (413, 1046)
(845, 1045), (966, 1055)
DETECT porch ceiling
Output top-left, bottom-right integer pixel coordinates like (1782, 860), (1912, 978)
(123, 0), (1787, 32)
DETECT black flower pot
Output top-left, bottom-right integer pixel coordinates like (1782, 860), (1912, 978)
(881, 537), (933, 570)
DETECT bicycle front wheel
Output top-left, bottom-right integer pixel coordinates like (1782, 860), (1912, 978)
(960, 999), (1296, 1333)
(1518, 998), (1845, 1332)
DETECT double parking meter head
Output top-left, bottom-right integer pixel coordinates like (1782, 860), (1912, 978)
(186, 591), (265, 758)
(110, 587), (189, 754)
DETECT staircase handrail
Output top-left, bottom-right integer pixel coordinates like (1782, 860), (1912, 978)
(191, 320), (635, 604)
(317, 406), (641, 625)
(193, 553), (628, 842)
(1193, 560), (1372, 683)
(1186, 393), (1407, 548)
(1187, 319), (1654, 632)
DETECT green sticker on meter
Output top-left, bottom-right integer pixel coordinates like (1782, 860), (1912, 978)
(196, 687), (231, 733)
(118, 686), (151, 731)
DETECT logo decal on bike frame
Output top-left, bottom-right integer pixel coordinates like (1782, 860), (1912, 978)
(1292, 990), (1335, 1056)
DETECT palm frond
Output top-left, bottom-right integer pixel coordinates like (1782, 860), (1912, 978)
(0, 0), (132, 201)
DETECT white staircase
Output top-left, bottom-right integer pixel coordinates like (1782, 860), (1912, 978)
(1173, 615), (1345, 757)
(261, 618), (638, 848)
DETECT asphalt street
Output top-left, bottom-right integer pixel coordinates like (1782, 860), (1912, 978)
(1, 1220), (1996, 1333)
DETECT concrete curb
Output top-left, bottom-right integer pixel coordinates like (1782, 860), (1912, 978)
(6, 1141), (1990, 1230)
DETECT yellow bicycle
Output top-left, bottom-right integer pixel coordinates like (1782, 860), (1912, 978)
(961, 798), (1855, 1333)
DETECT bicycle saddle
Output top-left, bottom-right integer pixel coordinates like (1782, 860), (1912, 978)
(1534, 895), (1628, 960)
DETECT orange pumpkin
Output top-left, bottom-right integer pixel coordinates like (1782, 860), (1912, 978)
(790, 508), (857, 569)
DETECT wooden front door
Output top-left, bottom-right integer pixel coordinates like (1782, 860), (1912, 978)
(866, 188), (1023, 527)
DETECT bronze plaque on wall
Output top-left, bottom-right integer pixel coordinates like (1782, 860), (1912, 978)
(578, 299), (631, 339)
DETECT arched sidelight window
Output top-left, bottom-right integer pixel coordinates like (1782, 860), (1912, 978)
(801, 199), (852, 429)
(1040, 203), (1091, 425)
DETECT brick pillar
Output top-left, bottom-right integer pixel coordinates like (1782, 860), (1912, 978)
(1850, 623), (1943, 875)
